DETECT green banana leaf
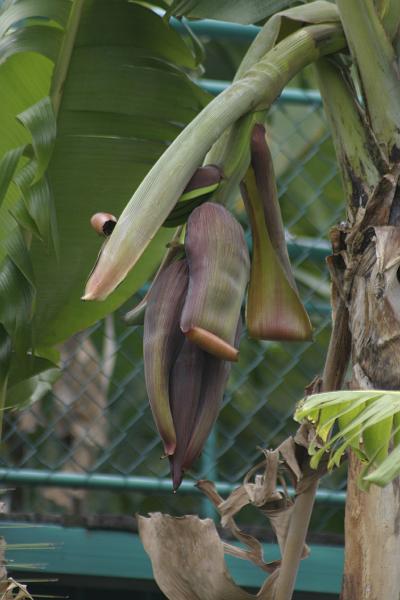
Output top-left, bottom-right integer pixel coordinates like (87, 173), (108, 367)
(295, 390), (400, 488)
(0, 0), (210, 377)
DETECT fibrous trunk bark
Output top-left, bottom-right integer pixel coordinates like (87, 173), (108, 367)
(342, 454), (400, 599)
(340, 222), (400, 599)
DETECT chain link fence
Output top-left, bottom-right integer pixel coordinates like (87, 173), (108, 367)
(1, 92), (347, 538)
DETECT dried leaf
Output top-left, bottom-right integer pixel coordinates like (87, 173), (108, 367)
(198, 442), (312, 570)
(138, 513), (256, 600)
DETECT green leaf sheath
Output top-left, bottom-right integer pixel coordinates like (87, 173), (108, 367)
(337, 0), (400, 160)
(315, 57), (382, 219)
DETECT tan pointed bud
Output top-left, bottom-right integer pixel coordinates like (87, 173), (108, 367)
(242, 124), (312, 341)
(90, 213), (117, 237)
(180, 202), (250, 361)
(143, 259), (189, 456)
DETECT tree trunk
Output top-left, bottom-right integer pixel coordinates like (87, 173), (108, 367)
(340, 225), (400, 599)
(342, 454), (400, 599)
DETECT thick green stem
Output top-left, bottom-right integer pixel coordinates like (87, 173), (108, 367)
(236, 1), (340, 80)
(50, 0), (85, 116)
(337, 0), (400, 160)
(204, 112), (261, 208)
(85, 23), (345, 300)
(205, 2), (341, 195)
(315, 58), (383, 223)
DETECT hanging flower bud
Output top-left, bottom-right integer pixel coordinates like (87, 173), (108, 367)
(142, 204), (248, 488)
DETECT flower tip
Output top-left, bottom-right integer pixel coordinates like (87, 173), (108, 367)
(83, 274), (111, 301)
(183, 326), (239, 362)
(170, 461), (184, 492)
(172, 473), (183, 494)
(81, 287), (105, 301)
(163, 441), (176, 456)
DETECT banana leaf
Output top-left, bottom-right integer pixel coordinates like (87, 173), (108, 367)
(0, 0), (210, 389)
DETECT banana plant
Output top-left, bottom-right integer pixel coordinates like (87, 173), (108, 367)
(83, 1), (400, 599)
(3, 0), (400, 598)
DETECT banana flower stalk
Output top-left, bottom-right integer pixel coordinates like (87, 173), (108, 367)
(144, 202), (249, 488)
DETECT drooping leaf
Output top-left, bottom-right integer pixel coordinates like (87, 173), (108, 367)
(364, 443), (400, 487)
(0, 25), (63, 66)
(0, 0), (71, 37)
(0, 147), (24, 207)
(17, 96), (56, 183)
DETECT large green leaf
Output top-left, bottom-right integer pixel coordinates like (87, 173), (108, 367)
(0, 0), (210, 358)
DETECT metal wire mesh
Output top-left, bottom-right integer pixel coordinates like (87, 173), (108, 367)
(1, 95), (347, 535)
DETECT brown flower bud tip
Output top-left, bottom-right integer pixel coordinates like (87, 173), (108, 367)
(183, 326), (239, 362)
(90, 212), (117, 237)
